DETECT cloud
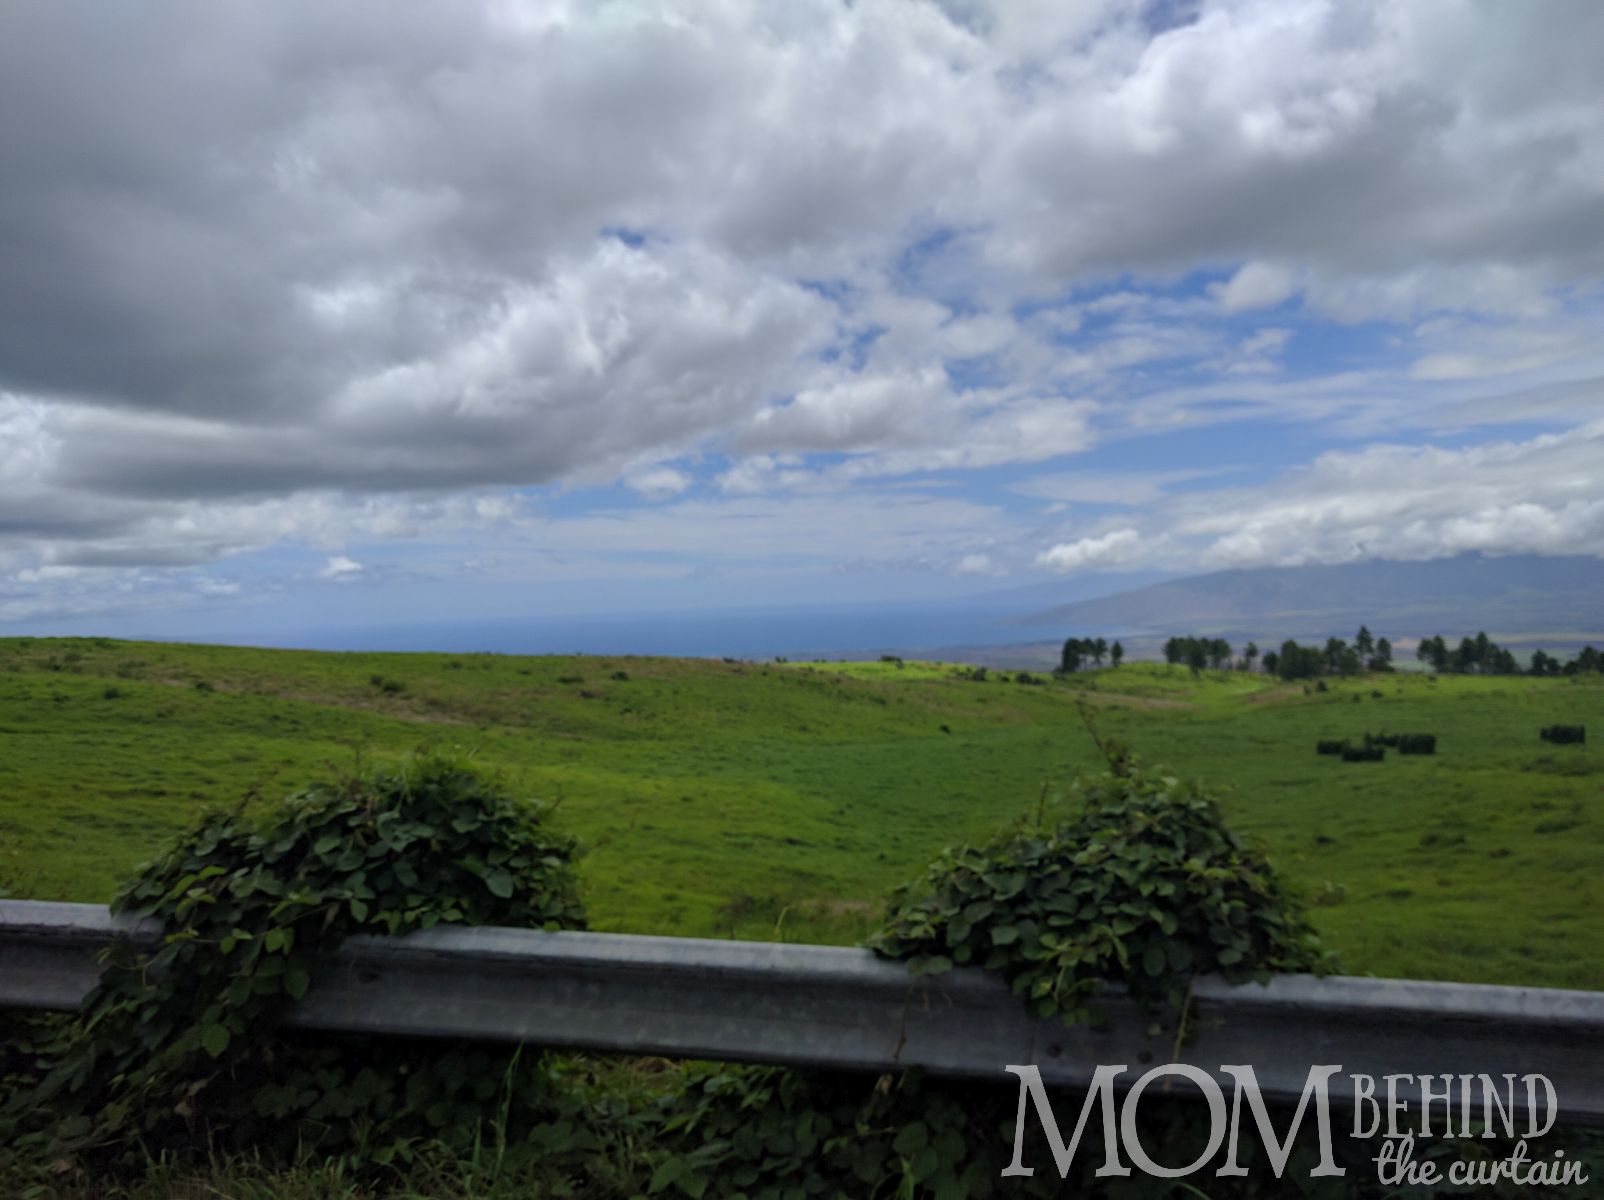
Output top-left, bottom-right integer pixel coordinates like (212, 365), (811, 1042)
(1020, 416), (1604, 577)
(1212, 263), (1299, 314)
(954, 552), (999, 576)
(318, 555), (364, 579)
(1035, 528), (1144, 572)
(1176, 418), (1604, 566)
(3, 0), (1604, 616)
(739, 368), (955, 456)
(1014, 468), (1221, 506)
(625, 466), (694, 502)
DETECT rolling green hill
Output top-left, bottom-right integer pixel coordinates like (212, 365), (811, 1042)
(2, 636), (1600, 990)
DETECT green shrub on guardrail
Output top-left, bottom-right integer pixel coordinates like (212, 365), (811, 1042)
(643, 745), (1338, 1199)
(3, 754), (585, 1173)
(867, 742), (1334, 1027)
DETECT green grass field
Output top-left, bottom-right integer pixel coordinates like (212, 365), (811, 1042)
(2, 636), (1600, 989)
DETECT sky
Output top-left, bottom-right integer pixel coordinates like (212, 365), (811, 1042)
(2, 0), (1602, 641)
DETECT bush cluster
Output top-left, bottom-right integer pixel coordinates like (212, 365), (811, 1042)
(1318, 732), (1436, 758)
(1540, 724), (1586, 745)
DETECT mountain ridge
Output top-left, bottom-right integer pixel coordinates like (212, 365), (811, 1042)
(1013, 553), (1604, 643)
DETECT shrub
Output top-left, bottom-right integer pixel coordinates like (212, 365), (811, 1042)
(1397, 733), (1437, 755)
(1540, 724), (1586, 745)
(1316, 739), (1347, 755)
(870, 752), (1332, 1025)
(6, 756), (585, 1171)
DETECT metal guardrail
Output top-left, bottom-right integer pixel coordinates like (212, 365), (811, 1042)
(4, 900), (1603, 1123)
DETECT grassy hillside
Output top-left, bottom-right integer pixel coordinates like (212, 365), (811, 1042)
(2, 636), (1600, 990)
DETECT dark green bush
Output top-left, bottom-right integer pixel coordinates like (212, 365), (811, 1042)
(1540, 724), (1586, 745)
(1315, 739), (1347, 755)
(1340, 745), (1385, 762)
(5, 756), (585, 1170)
(870, 754), (1332, 1025)
(1397, 733), (1437, 755)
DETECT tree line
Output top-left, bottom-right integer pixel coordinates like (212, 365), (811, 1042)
(1415, 633), (1600, 677)
(1058, 636), (1123, 673)
(1161, 635), (1253, 673)
(1100, 626), (1604, 680)
(1264, 626), (1393, 680)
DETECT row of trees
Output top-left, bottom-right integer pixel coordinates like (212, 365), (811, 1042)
(1157, 632), (1398, 677)
(1265, 627), (1394, 680)
(1531, 646), (1602, 676)
(1161, 635), (1248, 674)
(1414, 632), (1516, 675)
(1418, 633), (1601, 677)
(1070, 625), (1601, 679)
(1059, 636), (1123, 673)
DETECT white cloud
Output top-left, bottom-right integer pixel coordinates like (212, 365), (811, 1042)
(319, 555), (363, 579)
(1035, 528), (1144, 572)
(625, 466), (693, 502)
(954, 552), (999, 576)
(739, 368), (954, 455)
(1178, 418), (1604, 566)
(1212, 263), (1299, 314)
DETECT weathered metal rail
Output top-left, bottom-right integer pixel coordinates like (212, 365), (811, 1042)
(4, 900), (1603, 1123)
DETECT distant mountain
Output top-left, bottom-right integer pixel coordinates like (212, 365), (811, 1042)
(1014, 554), (1604, 644)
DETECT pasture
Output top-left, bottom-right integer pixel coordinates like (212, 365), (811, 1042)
(1, 636), (1599, 989)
